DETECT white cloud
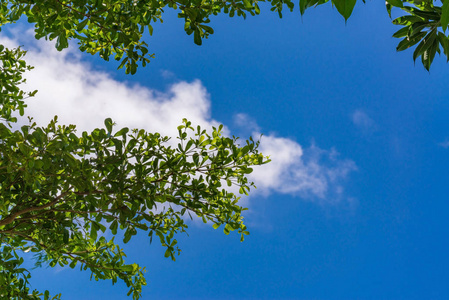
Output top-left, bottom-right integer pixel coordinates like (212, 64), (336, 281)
(1, 34), (356, 204)
(249, 136), (357, 203)
(16, 48), (219, 138)
(352, 109), (376, 133)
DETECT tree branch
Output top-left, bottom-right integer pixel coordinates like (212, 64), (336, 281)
(0, 189), (72, 227)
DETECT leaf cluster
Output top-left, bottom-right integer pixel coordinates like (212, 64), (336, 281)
(3, 0), (449, 71)
(2, 0), (274, 74)
(0, 45), (36, 123)
(388, 0), (449, 70)
(0, 0), (359, 74)
(300, 0), (449, 70)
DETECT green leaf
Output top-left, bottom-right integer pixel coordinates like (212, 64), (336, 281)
(255, 3), (260, 14)
(90, 222), (99, 240)
(438, 32), (449, 62)
(76, 19), (89, 31)
(114, 127), (129, 137)
(300, 0), (308, 15)
(392, 15), (423, 26)
(123, 230), (132, 243)
(392, 26), (410, 38)
(121, 265), (134, 272)
(332, 0), (357, 21)
(194, 28), (202, 45)
(421, 38), (438, 71)
(164, 248), (171, 257)
(55, 35), (68, 51)
(410, 22), (428, 36)
(406, 8), (439, 21)
(442, 0), (449, 32)
(413, 29), (436, 62)
(223, 226), (230, 235)
(69, 260), (77, 269)
(396, 31), (426, 51)
(201, 25), (214, 34)
(118, 57), (128, 70)
(242, 167), (253, 174)
(243, 0), (252, 9)
(104, 118), (113, 133)
(110, 220), (118, 235)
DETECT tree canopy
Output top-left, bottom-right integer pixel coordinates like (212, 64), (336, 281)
(2, 0), (449, 73)
(0, 44), (268, 298)
(0, 7), (269, 300)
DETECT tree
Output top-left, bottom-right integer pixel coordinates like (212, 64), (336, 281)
(0, 9), (270, 300)
(0, 45), (269, 298)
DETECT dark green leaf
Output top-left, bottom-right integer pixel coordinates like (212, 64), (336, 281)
(104, 118), (113, 133)
(392, 26), (410, 38)
(332, 0), (357, 21)
(194, 28), (202, 45)
(438, 32), (449, 61)
(396, 31), (426, 51)
(442, 0), (449, 32)
(110, 220), (118, 235)
(392, 15), (423, 25)
(421, 38), (438, 71)
(114, 127), (129, 137)
(413, 29), (437, 62)
(76, 19), (89, 31)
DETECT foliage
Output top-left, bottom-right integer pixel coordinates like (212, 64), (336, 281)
(0, 46), (269, 298)
(297, 0), (449, 71)
(2, 1), (449, 72)
(0, 1), (438, 74)
(387, 0), (449, 71)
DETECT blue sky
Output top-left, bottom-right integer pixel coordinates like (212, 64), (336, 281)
(4, 1), (449, 299)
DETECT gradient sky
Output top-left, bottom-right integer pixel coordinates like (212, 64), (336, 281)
(4, 1), (449, 299)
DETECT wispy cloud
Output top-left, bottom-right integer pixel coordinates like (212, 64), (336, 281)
(233, 113), (260, 133)
(352, 109), (376, 133)
(1, 34), (356, 204)
(438, 140), (449, 149)
(160, 69), (176, 79)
